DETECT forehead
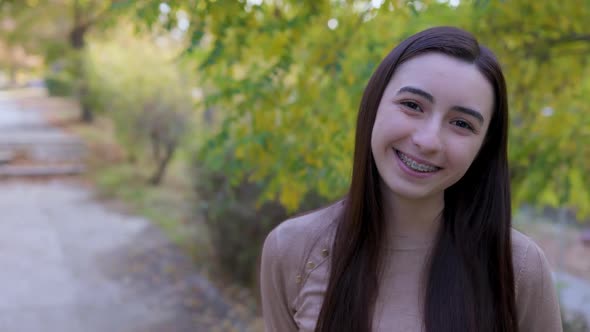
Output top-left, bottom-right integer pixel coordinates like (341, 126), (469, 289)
(385, 53), (494, 119)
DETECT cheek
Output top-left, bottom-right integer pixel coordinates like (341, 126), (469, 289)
(372, 113), (408, 147)
(370, 120), (382, 152)
(371, 123), (393, 154)
(370, 116), (388, 152)
(370, 130), (378, 157)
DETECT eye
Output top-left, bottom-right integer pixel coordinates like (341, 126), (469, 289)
(451, 119), (475, 132)
(400, 101), (422, 112)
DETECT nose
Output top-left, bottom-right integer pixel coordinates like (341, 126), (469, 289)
(411, 120), (443, 154)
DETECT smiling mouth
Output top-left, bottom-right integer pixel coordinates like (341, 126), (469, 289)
(395, 150), (442, 173)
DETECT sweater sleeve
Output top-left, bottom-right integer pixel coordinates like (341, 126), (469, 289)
(260, 227), (299, 332)
(515, 241), (563, 332)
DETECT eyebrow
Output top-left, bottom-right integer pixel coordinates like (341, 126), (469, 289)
(397, 86), (434, 103)
(396, 86), (485, 125)
(452, 106), (484, 125)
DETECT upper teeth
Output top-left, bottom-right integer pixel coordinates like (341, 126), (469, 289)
(397, 151), (439, 172)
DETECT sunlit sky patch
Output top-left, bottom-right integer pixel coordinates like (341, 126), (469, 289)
(327, 18), (339, 30)
(159, 2), (171, 14)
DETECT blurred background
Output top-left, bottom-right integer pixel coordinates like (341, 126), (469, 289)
(0, 0), (588, 331)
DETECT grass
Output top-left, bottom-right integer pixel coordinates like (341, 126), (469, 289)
(93, 161), (208, 256)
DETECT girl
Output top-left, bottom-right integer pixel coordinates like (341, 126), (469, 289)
(260, 26), (562, 332)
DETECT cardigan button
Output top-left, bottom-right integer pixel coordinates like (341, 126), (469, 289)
(295, 275), (302, 284)
(307, 261), (316, 269)
(321, 248), (329, 257)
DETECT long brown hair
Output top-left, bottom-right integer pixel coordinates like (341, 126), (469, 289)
(315, 26), (517, 332)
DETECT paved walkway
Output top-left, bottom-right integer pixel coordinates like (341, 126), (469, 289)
(0, 91), (248, 332)
(1, 181), (167, 331)
(0, 95), (84, 165)
(555, 271), (590, 328)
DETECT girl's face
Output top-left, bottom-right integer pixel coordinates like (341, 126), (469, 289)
(370, 52), (494, 201)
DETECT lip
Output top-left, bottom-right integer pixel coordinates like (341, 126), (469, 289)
(393, 149), (442, 178)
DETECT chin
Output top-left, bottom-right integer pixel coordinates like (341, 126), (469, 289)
(395, 190), (437, 201)
(387, 184), (440, 201)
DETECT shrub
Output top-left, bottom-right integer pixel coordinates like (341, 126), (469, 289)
(45, 70), (74, 97)
(193, 156), (330, 287)
(84, 25), (192, 184)
(562, 308), (589, 332)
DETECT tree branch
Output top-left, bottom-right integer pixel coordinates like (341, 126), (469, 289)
(84, 1), (112, 28)
(546, 33), (590, 46)
(79, 0), (122, 30)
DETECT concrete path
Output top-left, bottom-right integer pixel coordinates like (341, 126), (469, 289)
(0, 180), (244, 332)
(0, 97), (84, 165)
(0, 181), (165, 331)
(0, 91), (248, 331)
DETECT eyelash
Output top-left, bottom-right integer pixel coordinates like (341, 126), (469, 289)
(400, 101), (422, 112)
(451, 119), (476, 132)
(399, 101), (477, 133)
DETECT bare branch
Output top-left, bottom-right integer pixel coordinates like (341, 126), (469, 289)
(546, 33), (590, 46)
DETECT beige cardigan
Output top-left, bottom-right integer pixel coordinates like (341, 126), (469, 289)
(260, 202), (563, 331)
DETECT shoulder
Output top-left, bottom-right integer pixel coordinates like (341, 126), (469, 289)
(263, 201), (342, 267)
(511, 228), (553, 293)
(510, 228), (562, 331)
(261, 201), (342, 289)
(262, 201), (343, 275)
(270, 201), (341, 246)
(510, 228), (553, 292)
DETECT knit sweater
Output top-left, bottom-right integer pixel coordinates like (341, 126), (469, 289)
(260, 202), (563, 332)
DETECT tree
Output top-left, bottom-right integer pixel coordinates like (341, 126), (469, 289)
(136, 1), (589, 219)
(466, 0), (590, 219)
(84, 25), (192, 185)
(0, 2), (53, 85)
(156, 0), (422, 209)
(111, 0), (589, 288)
(0, 0), (141, 121)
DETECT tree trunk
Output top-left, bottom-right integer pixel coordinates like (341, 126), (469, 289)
(151, 132), (161, 162)
(69, 25), (88, 50)
(149, 142), (176, 186)
(78, 83), (93, 122)
(70, 2), (92, 122)
(8, 65), (17, 87)
(81, 103), (93, 122)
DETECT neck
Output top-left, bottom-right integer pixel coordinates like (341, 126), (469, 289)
(381, 184), (443, 246)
